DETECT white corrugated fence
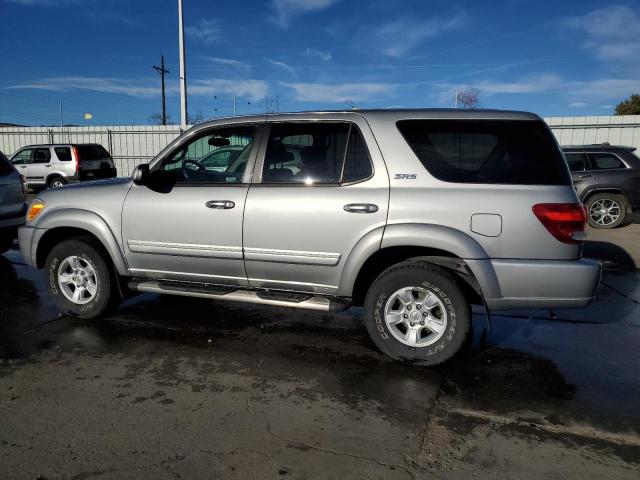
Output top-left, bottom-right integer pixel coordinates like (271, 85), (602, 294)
(1, 115), (639, 177)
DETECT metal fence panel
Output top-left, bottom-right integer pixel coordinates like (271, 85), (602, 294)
(2, 116), (640, 177)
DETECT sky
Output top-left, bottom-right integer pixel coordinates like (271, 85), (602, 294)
(1, 0), (639, 125)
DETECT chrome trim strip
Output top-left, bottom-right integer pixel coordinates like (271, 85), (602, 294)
(128, 240), (242, 259)
(129, 268), (245, 282)
(244, 247), (341, 266)
(132, 281), (331, 311)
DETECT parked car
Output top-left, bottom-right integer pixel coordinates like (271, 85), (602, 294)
(18, 110), (601, 365)
(563, 143), (640, 228)
(0, 150), (27, 253)
(10, 143), (117, 189)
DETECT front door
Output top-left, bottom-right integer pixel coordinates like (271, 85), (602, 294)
(10, 148), (32, 180)
(243, 119), (389, 295)
(122, 123), (261, 285)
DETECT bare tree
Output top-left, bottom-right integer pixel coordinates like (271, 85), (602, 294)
(454, 88), (481, 109)
(188, 112), (206, 125)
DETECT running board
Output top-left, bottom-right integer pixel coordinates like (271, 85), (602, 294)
(128, 280), (349, 312)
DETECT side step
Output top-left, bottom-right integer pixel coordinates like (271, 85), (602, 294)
(128, 279), (350, 312)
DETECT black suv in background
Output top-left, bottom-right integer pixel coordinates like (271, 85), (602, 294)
(563, 143), (640, 228)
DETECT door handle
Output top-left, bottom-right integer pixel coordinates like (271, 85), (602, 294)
(206, 200), (235, 209)
(45, 165), (51, 167)
(577, 174), (591, 178)
(19, 166), (27, 169)
(344, 203), (378, 214)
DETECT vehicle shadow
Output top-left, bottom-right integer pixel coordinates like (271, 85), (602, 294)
(583, 240), (636, 270)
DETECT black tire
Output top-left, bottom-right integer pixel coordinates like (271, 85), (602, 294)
(0, 233), (14, 254)
(45, 236), (120, 318)
(48, 176), (66, 189)
(364, 261), (470, 366)
(585, 193), (626, 229)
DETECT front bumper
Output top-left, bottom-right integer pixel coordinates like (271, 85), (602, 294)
(467, 258), (602, 311)
(18, 225), (37, 267)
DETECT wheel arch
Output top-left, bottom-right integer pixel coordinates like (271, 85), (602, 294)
(339, 224), (493, 306)
(34, 209), (128, 275)
(45, 172), (65, 186)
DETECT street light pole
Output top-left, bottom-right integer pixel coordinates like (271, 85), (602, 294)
(178, 0), (188, 127)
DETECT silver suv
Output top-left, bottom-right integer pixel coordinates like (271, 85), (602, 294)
(10, 143), (117, 189)
(18, 110), (602, 365)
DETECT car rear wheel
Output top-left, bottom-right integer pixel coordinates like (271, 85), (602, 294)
(48, 177), (66, 189)
(586, 193), (626, 229)
(45, 236), (120, 318)
(364, 260), (470, 365)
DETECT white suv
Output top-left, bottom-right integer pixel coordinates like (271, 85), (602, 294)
(11, 143), (117, 189)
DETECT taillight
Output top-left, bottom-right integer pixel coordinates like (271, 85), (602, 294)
(72, 146), (80, 172)
(532, 203), (587, 245)
(19, 174), (28, 198)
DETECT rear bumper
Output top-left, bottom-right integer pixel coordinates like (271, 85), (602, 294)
(467, 258), (602, 311)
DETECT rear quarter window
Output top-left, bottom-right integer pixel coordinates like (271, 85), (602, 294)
(0, 151), (13, 175)
(397, 119), (571, 185)
(54, 147), (72, 161)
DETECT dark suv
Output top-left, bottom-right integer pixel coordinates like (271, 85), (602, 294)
(563, 143), (640, 228)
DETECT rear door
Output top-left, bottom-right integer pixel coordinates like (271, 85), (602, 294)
(29, 147), (52, 186)
(565, 152), (596, 199)
(242, 117), (389, 295)
(0, 152), (25, 219)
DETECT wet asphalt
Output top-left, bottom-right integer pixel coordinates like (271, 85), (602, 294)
(1, 245), (639, 479)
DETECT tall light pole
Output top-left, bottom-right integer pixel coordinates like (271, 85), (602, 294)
(178, 0), (188, 128)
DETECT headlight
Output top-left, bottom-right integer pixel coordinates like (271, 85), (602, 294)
(26, 200), (45, 221)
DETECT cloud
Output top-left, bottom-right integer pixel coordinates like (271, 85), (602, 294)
(269, 0), (340, 29)
(186, 19), (222, 46)
(5, 77), (160, 97)
(202, 56), (251, 71)
(5, 76), (269, 100)
(359, 10), (467, 57)
(301, 48), (332, 61)
(565, 5), (640, 61)
(189, 79), (268, 101)
(264, 58), (296, 76)
(3, 0), (80, 5)
(568, 102), (588, 108)
(282, 82), (393, 103)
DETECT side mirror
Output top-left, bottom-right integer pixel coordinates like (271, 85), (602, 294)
(132, 163), (150, 185)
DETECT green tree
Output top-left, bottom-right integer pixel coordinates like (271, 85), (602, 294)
(614, 93), (640, 115)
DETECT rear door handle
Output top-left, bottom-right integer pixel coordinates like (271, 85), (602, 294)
(344, 203), (378, 214)
(206, 200), (235, 209)
(577, 174), (591, 178)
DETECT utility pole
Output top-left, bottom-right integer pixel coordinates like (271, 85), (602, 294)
(233, 95), (237, 116)
(153, 55), (170, 125)
(178, 0), (188, 127)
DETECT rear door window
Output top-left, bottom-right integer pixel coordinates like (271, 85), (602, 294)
(397, 119), (571, 185)
(32, 148), (51, 164)
(565, 153), (588, 172)
(54, 147), (72, 161)
(589, 153), (626, 170)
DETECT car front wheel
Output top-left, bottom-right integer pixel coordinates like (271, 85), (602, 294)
(45, 237), (119, 318)
(364, 261), (470, 365)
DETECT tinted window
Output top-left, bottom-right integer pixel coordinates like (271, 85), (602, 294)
(75, 145), (110, 160)
(0, 151), (13, 176)
(161, 126), (255, 184)
(54, 147), (72, 161)
(397, 120), (571, 185)
(590, 153), (626, 170)
(32, 148), (51, 164)
(565, 153), (587, 172)
(343, 128), (373, 182)
(11, 149), (31, 165)
(261, 123), (372, 184)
